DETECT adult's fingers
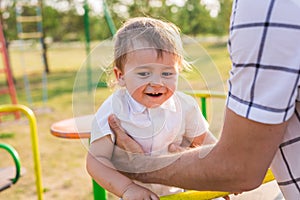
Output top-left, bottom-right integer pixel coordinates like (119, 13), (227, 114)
(108, 114), (144, 154)
(108, 114), (126, 135)
(168, 143), (188, 153)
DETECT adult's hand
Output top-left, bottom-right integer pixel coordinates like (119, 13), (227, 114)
(108, 114), (184, 175)
(168, 143), (189, 153)
(108, 114), (144, 154)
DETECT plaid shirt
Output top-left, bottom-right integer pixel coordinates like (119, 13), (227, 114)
(227, 0), (300, 199)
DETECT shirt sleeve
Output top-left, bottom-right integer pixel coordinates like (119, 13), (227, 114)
(183, 94), (209, 138)
(226, 67), (298, 124)
(227, 12), (299, 124)
(90, 95), (115, 144)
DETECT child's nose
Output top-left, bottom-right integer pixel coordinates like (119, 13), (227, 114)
(149, 75), (163, 86)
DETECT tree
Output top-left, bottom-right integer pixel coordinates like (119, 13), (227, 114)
(0, 0), (230, 42)
(212, 0), (232, 35)
(0, 1), (17, 41)
(42, 6), (61, 41)
(176, 0), (213, 35)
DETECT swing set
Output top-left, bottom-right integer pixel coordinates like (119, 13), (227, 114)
(14, 0), (49, 108)
(83, 0), (116, 91)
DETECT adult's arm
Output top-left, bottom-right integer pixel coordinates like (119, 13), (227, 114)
(109, 108), (287, 193)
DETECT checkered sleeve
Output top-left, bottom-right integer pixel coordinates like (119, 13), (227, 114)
(226, 0), (300, 124)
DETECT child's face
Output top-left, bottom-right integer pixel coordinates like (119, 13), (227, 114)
(115, 49), (179, 108)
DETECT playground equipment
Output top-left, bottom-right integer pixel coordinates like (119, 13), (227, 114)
(0, 143), (22, 192)
(0, 21), (20, 119)
(102, 0), (117, 36)
(161, 168), (275, 199)
(184, 90), (227, 119)
(15, 0), (49, 106)
(83, 0), (116, 91)
(0, 104), (44, 200)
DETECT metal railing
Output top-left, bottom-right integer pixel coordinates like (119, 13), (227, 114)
(0, 104), (44, 200)
(184, 90), (227, 119)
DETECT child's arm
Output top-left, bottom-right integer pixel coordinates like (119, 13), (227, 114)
(86, 135), (159, 200)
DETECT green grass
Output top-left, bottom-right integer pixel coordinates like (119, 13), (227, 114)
(0, 132), (15, 139)
(0, 39), (231, 200)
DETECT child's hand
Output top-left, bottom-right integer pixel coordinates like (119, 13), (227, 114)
(122, 183), (159, 200)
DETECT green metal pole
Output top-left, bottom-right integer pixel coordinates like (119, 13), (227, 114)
(200, 97), (207, 119)
(0, 143), (21, 184)
(83, 0), (93, 92)
(103, 0), (116, 36)
(89, 137), (107, 199)
(92, 179), (107, 200)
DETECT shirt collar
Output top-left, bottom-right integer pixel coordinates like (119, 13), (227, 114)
(160, 95), (177, 112)
(126, 90), (147, 114)
(125, 90), (177, 113)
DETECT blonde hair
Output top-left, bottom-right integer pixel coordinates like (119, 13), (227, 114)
(114, 17), (188, 71)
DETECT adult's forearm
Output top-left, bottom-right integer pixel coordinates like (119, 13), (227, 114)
(130, 145), (246, 192)
(122, 108), (287, 193)
(133, 146), (263, 193)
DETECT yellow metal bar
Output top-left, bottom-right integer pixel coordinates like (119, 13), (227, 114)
(0, 104), (44, 200)
(262, 168), (276, 184)
(183, 90), (227, 99)
(160, 157), (275, 199)
(184, 90), (226, 120)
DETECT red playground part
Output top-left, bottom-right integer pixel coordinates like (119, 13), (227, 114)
(0, 22), (20, 119)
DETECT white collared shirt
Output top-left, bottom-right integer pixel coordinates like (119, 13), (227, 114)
(91, 88), (208, 155)
(91, 88), (208, 196)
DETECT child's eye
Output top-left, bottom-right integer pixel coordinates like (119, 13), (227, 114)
(137, 72), (151, 77)
(162, 72), (173, 77)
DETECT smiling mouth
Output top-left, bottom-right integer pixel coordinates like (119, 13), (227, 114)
(146, 92), (163, 97)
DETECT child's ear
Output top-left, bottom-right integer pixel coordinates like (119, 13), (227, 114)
(113, 67), (125, 87)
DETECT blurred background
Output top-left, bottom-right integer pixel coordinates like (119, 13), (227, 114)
(0, 0), (231, 42)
